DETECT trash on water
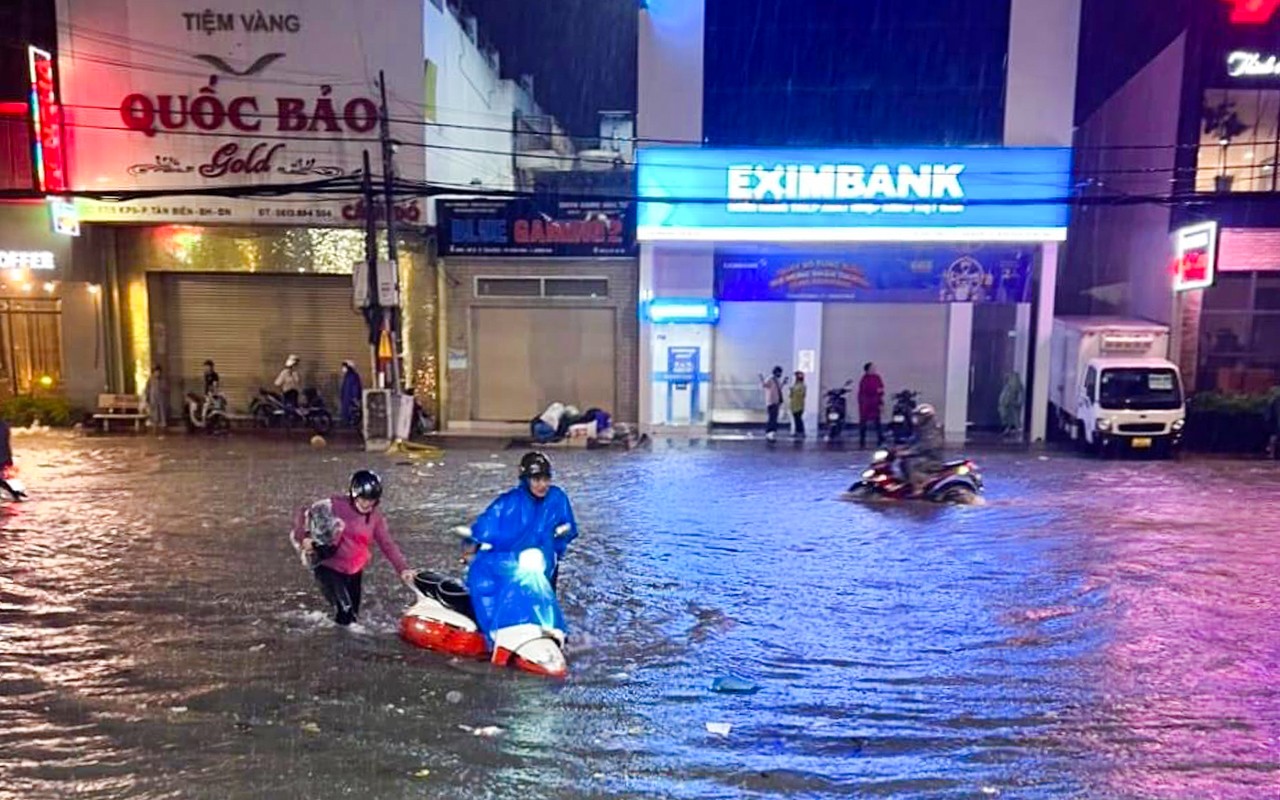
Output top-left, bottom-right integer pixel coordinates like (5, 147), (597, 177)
(711, 676), (759, 695)
(413, 768), (431, 779)
(459, 724), (504, 737)
(300, 721), (321, 734)
(705, 722), (732, 737)
(445, 690), (464, 704)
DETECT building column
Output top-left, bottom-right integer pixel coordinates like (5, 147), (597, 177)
(638, 243), (655, 430)
(944, 303), (974, 442)
(792, 303), (823, 424)
(1029, 242), (1060, 442)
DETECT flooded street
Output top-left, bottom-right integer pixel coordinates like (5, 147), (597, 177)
(2, 433), (1279, 799)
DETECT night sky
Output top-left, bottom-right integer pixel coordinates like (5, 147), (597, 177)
(464, 0), (637, 141)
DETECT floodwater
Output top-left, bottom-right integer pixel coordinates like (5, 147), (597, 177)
(2, 432), (1279, 799)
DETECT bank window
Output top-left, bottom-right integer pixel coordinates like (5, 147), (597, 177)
(1198, 89), (1280, 193)
(1203, 273), (1253, 310)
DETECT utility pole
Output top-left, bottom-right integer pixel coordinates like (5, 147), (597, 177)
(360, 149), (381, 388)
(378, 70), (403, 396)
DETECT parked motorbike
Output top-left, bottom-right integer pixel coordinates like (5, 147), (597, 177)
(823, 380), (854, 442)
(250, 388), (333, 435)
(845, 448), (983, 504)
(889, 389), (920, 444)
(400, 525), (570, 678)
(185, 391), (230, 435)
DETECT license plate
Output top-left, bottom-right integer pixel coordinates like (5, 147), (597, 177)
(1132, 437), (1153, 449)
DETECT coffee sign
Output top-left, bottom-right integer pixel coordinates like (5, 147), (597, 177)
(55, 0), (424, 225)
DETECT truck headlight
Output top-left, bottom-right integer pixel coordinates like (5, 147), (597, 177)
(1172, 419), (1185, 431)
(1096, 418), (1112, 431)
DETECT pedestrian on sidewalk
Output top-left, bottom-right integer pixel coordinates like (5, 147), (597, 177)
(144, 365), (167, 436)
(759, 366), (788, 442)
(340, 361), (363, 428)
(857, 362), (885, 449)
(999, 371), (1025, 437)
(1264, 387), (1280, 460)
(789, 371), (807, 439)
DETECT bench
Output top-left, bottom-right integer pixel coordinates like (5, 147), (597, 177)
(93, 393), (147, 433)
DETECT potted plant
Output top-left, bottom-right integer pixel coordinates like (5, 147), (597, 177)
(1203, 100), (1250, 192)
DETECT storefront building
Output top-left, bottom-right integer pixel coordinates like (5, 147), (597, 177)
(1068, 0), (1280, 393)
(636, 147), (1072, 440)
(637, 0), (1083, 440)
(0, 200), (96, 403)
(436, 196), (638, 428)
(54, 0), (429, 414)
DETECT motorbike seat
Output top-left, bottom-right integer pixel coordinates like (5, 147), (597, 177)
(943, 459), (969, 469)
(412, 570), (476, 619)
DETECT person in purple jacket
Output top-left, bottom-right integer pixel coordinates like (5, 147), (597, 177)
(291, 470), (415, 626)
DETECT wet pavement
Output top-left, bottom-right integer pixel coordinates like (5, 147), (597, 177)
(2, 431), (1279, 799)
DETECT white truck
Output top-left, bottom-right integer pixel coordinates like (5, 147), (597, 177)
(1049, 317), (1186, 457)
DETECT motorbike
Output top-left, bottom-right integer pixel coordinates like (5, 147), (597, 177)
(400, 525), (570, 678)
(845, 448), (983, 504)
(185, 391), (230, 435)
(2, 464), (27, 502)
(823, 380), (854, 442)
(250, 388), (333, 435)
(889, 390), (919, 444)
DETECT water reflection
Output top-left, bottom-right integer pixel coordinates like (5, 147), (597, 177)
(1, 434), (1278, 798)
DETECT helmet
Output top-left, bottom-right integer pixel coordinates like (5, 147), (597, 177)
(914, 403), (937, 423)
(518, 451), (552, 480)
(285, 354), (299, 367)
(349, 469), (382, 503)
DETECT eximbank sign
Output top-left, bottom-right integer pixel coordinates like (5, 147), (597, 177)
(636, 147), (1073, 243)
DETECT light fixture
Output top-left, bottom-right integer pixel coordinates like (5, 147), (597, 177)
(1245, 151), (1255, 160)
(39, 375), (53, 388)
(87, 283), (101, 294)
(43, 281), (55, 293)
(21, 282), (33, 292)
(644, 297), (720, 324)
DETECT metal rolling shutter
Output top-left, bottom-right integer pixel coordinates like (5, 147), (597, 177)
(711, 302), (795, 423)
(158, 273), (369, 413)
(472, 306), (616, 422)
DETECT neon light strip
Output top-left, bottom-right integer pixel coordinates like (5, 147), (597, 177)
(28, 46), (51, 193)
(636, 226), (1068, 244)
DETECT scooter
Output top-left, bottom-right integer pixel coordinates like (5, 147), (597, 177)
(185, 391), (230, 434)
(845, 448), (983, 504)
(823, 380), (854, 442)
(250, 388), (333, 435)
(889, 390), (919, 444)
(2, 464), (27, 502)
(400, 525), (570, 678)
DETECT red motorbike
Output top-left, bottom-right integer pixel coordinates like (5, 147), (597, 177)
(846, 448), (983, 504)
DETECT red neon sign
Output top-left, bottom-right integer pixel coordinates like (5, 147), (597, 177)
(28, 46), (68, 193)
(1223, 0), (1280, 25)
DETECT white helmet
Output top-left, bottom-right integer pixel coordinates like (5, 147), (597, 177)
(285, 354), (299, 367)
(914, 403), (936, 423)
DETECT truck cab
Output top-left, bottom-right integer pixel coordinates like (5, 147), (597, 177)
(1076, 357), (1185, 454)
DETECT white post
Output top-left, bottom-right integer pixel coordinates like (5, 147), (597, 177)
(1030, 242), (1060, 442)
(944, 303), (974, 442)
(792, 302), (824, 431)
(638, 244), (655, 431)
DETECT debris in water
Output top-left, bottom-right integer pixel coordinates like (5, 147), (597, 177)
(168, 706), (188, 714)
(705, 722), (732, 737)
(249, 643), (266, 652)
(711, 676), (759, 695)
(413, 768), (431, 779)
(445, 690), (464, 704)
(300, 721), (321, 734)
(459, 724), (504, 737)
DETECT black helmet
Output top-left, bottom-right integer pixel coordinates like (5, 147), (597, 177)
(349, 469), (383, 503)
(519, 451), (552, 480)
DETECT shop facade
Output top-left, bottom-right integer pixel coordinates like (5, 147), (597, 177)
(435, 197), (638, 428)
(636, 146), (1074, 441)
(0, 200), (98, 405)
(54, 0), (429, 415)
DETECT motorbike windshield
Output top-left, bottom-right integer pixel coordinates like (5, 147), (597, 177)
(1098, 368), (1182, 411)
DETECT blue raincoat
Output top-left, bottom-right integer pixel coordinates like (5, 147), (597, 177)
(465, 482), (578, 640)
(340, 364), (363, 427)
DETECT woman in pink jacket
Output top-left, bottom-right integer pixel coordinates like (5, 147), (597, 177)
(292, 470), (415, 626)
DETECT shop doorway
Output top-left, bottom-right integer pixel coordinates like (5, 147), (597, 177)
(968, 304), (1019, 432)
(0, 297), (63, 396)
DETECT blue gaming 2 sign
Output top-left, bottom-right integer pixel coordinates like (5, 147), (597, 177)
(636, 147), (1073, 243)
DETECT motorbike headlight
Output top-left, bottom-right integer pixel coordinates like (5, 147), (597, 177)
(1096, 418), (1112, 431)
(873, 449), (890, 461)
(1172, 418), (1185, 431)
(956, 465), (970, 476)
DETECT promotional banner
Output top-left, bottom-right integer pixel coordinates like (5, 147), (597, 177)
(637, 146), (1072, 243)
(715, 248), (1034, 303)
(437, 197), (636, 258)
(56, 0), (425, 225)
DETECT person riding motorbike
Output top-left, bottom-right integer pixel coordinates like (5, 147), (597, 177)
(462, 452), (578, 640)
(899, 403), (944, 495)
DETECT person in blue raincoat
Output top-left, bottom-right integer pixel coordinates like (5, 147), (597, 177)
(464, 452), (578, 640)
(339, 361), (363, 428)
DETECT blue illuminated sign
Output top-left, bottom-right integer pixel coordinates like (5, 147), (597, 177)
(636, 146), (1073, 243)
(643, 297), (720, 324)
